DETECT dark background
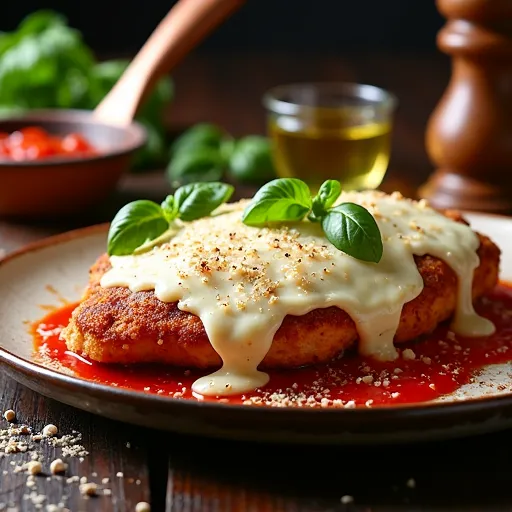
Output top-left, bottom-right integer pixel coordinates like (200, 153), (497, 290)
(2, 0), (445, 57)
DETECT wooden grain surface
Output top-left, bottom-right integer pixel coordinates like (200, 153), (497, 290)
(1, 51), (509, 511)
(0, 373), (151, 511)
(165, 431), (512, 511)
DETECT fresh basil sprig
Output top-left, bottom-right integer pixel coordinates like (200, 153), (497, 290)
(106, 201), (170, 258)
(242, 178), (383, 263)
(174, 182), (234, 222)
(308, 179), (342, 222)
(241, 178), (312, 225)
(166, 123), (277, 188)
(107, 182), (234, 256)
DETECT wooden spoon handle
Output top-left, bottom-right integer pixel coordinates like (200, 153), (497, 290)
(94, 0), (244, 125)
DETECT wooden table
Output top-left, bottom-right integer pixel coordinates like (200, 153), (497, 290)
(1, 52), (510, 511)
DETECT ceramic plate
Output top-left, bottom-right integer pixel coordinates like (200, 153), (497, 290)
(2, 214), (512, 445)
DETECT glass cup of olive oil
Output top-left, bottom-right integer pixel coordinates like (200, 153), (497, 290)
(263, 82), (397, 192)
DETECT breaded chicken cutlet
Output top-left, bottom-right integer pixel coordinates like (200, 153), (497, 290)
(61, 210), (500, 370)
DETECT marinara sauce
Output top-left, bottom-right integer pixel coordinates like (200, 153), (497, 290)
(32, 284), (512, 408)
(0, 127), (97, 161)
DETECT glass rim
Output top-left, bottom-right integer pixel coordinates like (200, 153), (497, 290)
(262, 81), (398, 116)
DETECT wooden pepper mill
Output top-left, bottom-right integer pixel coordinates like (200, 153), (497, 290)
(419, 0), (512, 212)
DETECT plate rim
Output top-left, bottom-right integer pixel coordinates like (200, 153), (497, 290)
(2, 213), (512, 419)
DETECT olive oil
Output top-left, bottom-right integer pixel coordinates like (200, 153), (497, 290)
(269, 117), (392, 192)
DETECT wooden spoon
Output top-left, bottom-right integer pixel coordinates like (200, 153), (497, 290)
(95, 0), (244, 125)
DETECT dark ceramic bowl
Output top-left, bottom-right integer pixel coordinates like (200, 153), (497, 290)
(0, 110), (146, 218)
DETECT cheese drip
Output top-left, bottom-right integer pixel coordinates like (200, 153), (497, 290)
(100, 191), (495, 397)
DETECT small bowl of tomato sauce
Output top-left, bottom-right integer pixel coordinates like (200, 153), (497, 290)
(0, 110), (145, 218)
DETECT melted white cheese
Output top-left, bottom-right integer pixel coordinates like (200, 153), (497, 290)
(99, 191), (495, 397)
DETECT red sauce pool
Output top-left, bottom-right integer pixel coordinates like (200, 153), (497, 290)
(32, 284), (512, 408)
(0, 126), (97, 161)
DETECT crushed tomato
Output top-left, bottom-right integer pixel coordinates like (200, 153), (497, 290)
(0, 126), (97, 161)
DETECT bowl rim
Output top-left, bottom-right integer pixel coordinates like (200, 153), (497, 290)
(262, 81), (398, 117)
(0, 109), (147, 168)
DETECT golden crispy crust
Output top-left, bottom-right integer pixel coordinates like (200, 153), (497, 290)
(61, 213), (501, 369)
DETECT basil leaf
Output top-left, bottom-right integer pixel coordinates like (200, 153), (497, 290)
(321, 202), (383, 263)
(170, 123), (225, 157)
(242, 178), (312, 226)
(220, 138), (236, 163)
(133, 225), (180, 255)
(228, 135), (277, 185)
(175, 182), (234, 222)
(161, 195), (178, 223)
(309, 180), (342, 222)
(107, 200), (169, 256)
(0, 23), (94, 109)
(166, 147), (225, 187)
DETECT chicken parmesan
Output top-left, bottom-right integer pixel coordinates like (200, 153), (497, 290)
(60, 190), (500, 397)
